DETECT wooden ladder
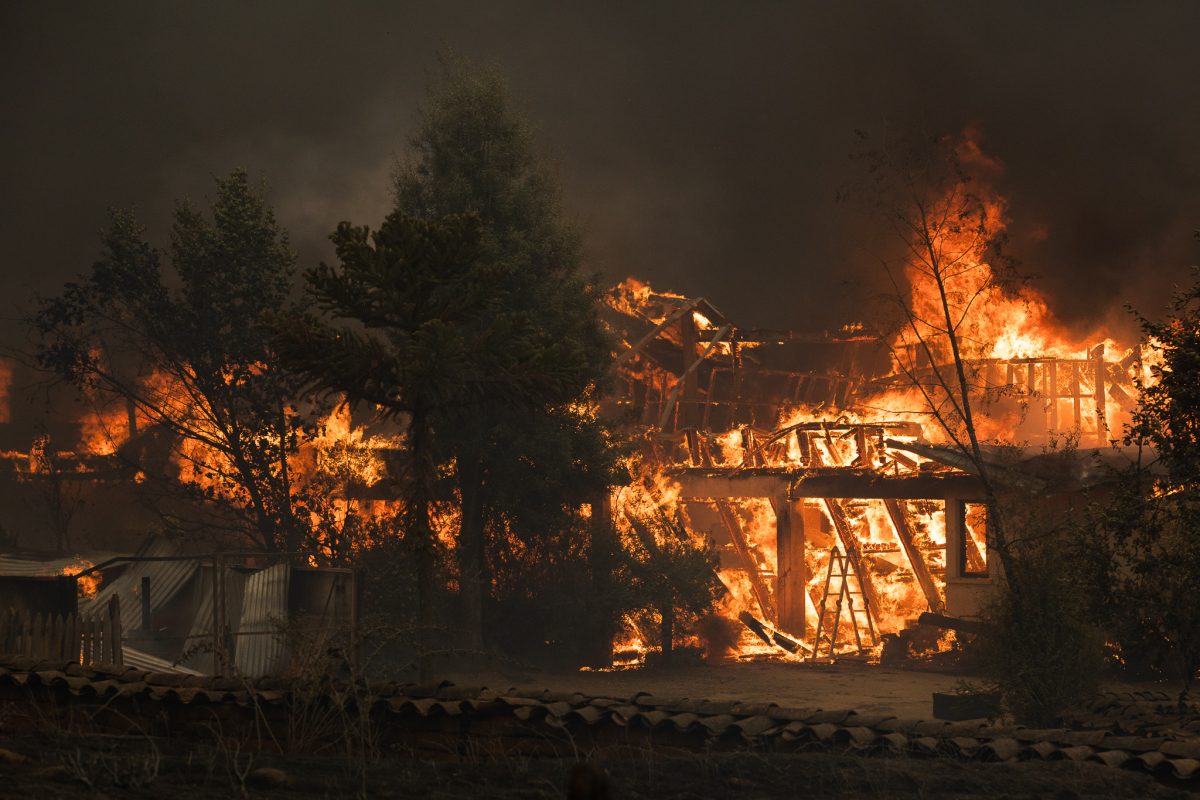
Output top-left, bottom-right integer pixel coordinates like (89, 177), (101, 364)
(810, 546), (878, 659)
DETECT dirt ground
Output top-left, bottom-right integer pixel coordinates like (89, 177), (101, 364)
(445, 659), (973, 718)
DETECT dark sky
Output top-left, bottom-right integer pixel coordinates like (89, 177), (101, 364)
(3, 2), (1199, 345)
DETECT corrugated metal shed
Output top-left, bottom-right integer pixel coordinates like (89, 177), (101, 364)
(80, 537), (199, 630)
(233, 563), (289, 678)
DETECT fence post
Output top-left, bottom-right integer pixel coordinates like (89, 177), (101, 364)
(50, 614), (62, 660)
(80, 615), (91, 665)
(31, 613), (44, 658)
(212, 553), (226, 675)
(107, 595), (123, 666)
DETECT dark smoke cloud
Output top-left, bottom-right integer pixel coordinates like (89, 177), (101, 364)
(3, 1), (1199, 346)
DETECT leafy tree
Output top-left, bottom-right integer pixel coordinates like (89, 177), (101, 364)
(34, 170), (312, 552)
(273, 209), (585, 673)
(1079, 263), (1200, 698)
(622, 504), (723, 660)
(393, 57), (620, 651)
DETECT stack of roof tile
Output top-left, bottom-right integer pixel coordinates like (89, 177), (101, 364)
(0, 657), (1195, 781)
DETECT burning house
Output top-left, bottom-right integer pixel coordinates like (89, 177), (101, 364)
(599, 276), (1145, 661)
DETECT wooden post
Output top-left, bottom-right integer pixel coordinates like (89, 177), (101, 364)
(1093, 343), (1107, 445)
(771, 496), (808, 638)
(212, 553), (226, 675)
(80, 615), (91, 665)
(1026, 362), (1036, 409)
(1071, 362), (1082, 431)
(111, 595), (123, 665)
(50, 614), (62, 660)
(67, 613), (78, 663)
(31, 613), (44, 658)
(1047, 361), (1058, 432)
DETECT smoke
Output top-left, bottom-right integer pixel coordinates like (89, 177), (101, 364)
(3, 1), (1198, 346)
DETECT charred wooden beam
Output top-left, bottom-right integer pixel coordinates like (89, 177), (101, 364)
(698, 329), (880, 344)
(714, 499), (777, 623)
(613, 300), (701, 368)
(790, 472), (985, 500)
(657, 324), (733, 431)
(1092, 342), (1107, 445)
(772, 629), (800, 653)
(737, 610), (771, 645)
(679, 473), (790, 499)
(883, 499), (944, 614)
(674, 468), (985, 501)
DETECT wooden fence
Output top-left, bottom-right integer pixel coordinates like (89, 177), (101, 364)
(0, 596), (123, 666)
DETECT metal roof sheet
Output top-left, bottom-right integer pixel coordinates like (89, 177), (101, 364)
(233, 563), (289, 678)
(178, 565), (249, 674)
(0, 552), (123, 577)
(79, 537), (200, 629)
(122, 644), (204, 676)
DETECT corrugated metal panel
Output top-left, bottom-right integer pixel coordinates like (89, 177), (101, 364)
(122, 644), (204, 676)
(79, 537), (200, 630)
(233, 563), (289, 678)
(178, 565), (249, 674)
(0, 552), (122, 577)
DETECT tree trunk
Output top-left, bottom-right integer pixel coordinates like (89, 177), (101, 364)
(456, 457), (486, 651)
(407, 407), (438, 682)
(415, 543), (435, 683)
(585, 492), (619, 666)
(661, 601), (674, 661)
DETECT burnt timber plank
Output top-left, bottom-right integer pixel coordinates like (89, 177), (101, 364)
(883, 498), (944, 614)
(713, 499), (777, 624)
(674, 469), (984, 501)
